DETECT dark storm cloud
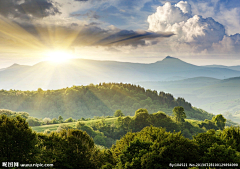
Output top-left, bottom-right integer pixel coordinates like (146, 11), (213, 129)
(94, 30), (174, 46)
(0, 0), (61, 19)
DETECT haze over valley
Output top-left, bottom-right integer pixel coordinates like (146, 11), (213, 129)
(1, 56), (240, 121)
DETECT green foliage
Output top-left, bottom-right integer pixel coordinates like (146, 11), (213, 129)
(0, 115), (38, 163)
(44, 129), (51, 134)
(112, 126), (200, 168)
(64, 117), (75, 123)
(132, 108), (150, 132)
(78, 125), (97, 138)
(203, 143), (238, 163)
(94, 135), (106, 147)
(198, 119), (218, 130)
(1, 114), (240, 168)
(172, 106), (186, 123)
(114, 110), (124, 117)
(212, 114), (226, 130)
(27, 117), (42, 126)
(219, 126), (240, 152)
(58, 115), (63, 123)
(0, 109), (29, 119)
(193, 129), (224, 161)
(0, 83), (212, 121)
(56, 124), (73, 133)
(38, 129), (98, 168)
(76, 121), (85, 129)
(43, 117), (52, 125)
(51, 118), (59, 124)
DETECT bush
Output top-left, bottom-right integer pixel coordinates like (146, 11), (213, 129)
(51, 118), (59, 124)
(27, 117), (42, 126)
(94, 135), (106, 146)
(43, 118), (52, 125)
(76, 121), (85, 129)
(64, 117), (74, 123)
(114, 110), (124, 117)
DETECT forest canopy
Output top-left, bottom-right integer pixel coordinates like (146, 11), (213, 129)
(0, 83), (212, 121)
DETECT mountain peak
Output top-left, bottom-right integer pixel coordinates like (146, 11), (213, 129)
(9, 63), (20, 68)
(165, 56), (176, 59)
(161, 56), (182, 63)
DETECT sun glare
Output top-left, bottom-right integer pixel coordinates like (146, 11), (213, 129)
(46, 51), (73, 63)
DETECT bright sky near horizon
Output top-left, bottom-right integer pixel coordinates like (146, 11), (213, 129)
(0, 0), (240, 68)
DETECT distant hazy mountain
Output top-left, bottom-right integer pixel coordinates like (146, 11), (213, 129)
(1, 56), (240, 90)
(205, 65), (240, 71)
(137, 76), (240, 117)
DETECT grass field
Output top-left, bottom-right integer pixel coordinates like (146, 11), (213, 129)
(31, 115), (238, 133)
(31, 117), (118, 133)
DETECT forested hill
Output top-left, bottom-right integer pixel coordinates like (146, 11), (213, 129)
(0, 83), (212, 120)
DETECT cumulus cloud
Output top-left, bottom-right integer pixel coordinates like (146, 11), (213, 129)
(175, 1), (192, 14)
(147, 1), (240, 54)
(212, 34), (240, 54)
(188, 0), (240, 35)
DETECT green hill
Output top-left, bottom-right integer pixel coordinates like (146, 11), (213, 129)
(0, 83), (213, 121)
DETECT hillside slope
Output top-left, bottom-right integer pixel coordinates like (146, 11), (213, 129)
(0, 83), (212, 120)
(138, 77), (240, 116)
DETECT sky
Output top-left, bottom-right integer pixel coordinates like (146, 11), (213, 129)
(0, 0), (240, 68)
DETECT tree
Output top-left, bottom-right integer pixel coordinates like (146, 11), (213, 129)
(212, 114), (226, 130)
(43, 117), (52, 125)
(38, 129), (97, 168)
(149, 111), (167, 126)
(172, 106), (186, 123)
(122, 116), (132, 131)
(219, 126), (240, 152)
(94, 135), (106, 147)
(133, 108), (150, 132)
(27, 117), (42, 126)
(193, 129), (224, 160)
(202, 143), (239, 163)
(58, 115), (63, 123)
(0, 115), (38, 163)
(114, 110), (124, 117)
(112, 126), (199, 169)
(198, 119), (218, 130)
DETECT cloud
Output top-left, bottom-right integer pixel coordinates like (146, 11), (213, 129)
(188, 0), (240, 35)
(0, 0), (61, 19)
(71, 11), (100, 19)
(0, 15), (174, 53)
(175, 1), (192, 14)
(212, 33), (240, 54)
(94, 30), (174, 46)
(147, 1), (229, 53)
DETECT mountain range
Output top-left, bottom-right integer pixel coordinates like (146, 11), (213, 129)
(1, 56), (240, 90)
(137, 76), (240, 122)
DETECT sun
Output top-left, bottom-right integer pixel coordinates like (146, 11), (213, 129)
(46, 51), (73, 63)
